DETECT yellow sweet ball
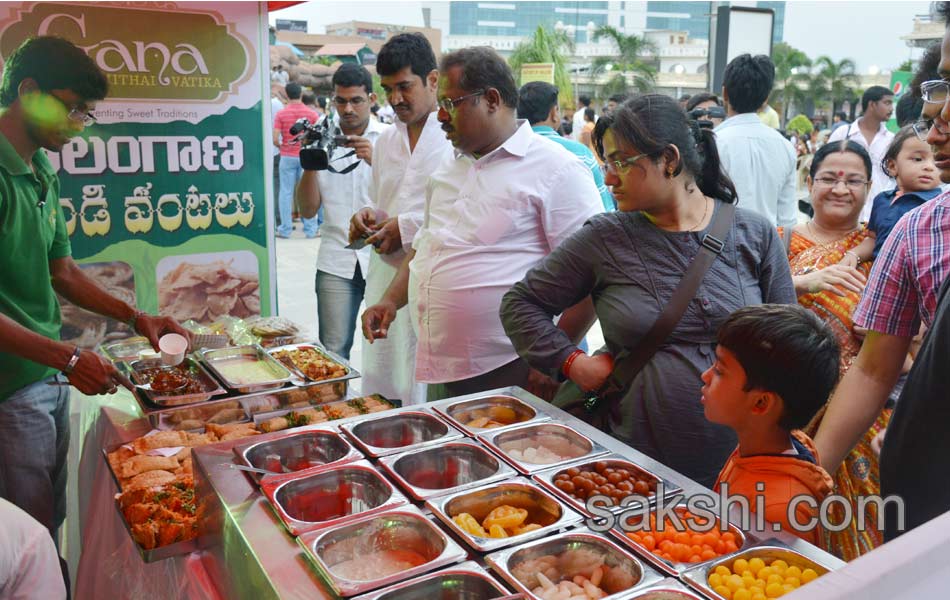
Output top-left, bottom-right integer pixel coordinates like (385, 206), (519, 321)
(751, 579), (767, 591)
(757, 567), (773, 580)
(727, 574), (745, 592)
(785, 566), (802, 580)
(716, 565), (732, 577)
(771, 560), (789, 573)
(714, 585), (733, 600)
(748, 558), (766, 573)
(767, 574), (784, 586)
(751, 593), (767, 600)
(765, 583), (784, 598)
(783, 584), (796, 594)
(733, 589), (753, 600)
(784, 576), (801, 589)
(733, 558), (750, 573)
(741, 570), (755, 579)
(709, 573), (724, 588)
(801, 568), (819, 583)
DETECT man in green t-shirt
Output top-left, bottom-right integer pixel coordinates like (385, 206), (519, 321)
(0, 36), (190, 579)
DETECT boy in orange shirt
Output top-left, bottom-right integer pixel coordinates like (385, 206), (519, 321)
(701, 305), (837, 544)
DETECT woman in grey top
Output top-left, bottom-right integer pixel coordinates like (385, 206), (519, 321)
(501, 95), (796, 487)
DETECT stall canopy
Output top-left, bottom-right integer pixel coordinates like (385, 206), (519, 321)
(267, 1), (305, 11)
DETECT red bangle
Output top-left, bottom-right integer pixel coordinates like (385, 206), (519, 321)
(561, 349), (585, 379)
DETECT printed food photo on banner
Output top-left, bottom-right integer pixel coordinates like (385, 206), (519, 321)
(156, 251), (261, 323)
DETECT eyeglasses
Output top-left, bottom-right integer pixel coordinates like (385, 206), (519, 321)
(438, 90), (485, 113)
(920, 80), (950, 105)
(334, 96), (368, 107)
(913, 117), (950, 141)
(601, 153), (649, 176)
(813, 176), (869, 190)
(50, 93), (96, 125)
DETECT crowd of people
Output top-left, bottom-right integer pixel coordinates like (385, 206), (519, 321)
(5, 4), (950, 596)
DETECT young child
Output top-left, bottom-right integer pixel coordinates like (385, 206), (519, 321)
(701, 305), (839, 544)
(841, 125), (942, 266)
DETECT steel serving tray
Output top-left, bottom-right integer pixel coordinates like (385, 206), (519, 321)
(609, 502), (748, 577)
(623, 578), (709, 599)
(147, 398), (249, 432)
(681, 539), (839, 599)
(261, 459), (409, 536)
(297, 505), (468, 597)
(234, 426), (363, 483)
(434, 394), (550, 436)
(533, 453), (681, 517)
(113, 497), (200, 563)
(485, 527), (664, 599)
(478, 422), (609, 475)
(199, 344), (295, 394)
(377, 439), (517, 502)
(351, 561), (511, 600)
(267, 342), (360, 386)
(128, 356), (227, 407)
(341, 409), (464, 458)
(426, 479), (583, 553)
(99, 336), (153, 364)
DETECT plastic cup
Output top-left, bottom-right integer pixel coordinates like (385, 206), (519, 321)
(158, 333), (188, 366)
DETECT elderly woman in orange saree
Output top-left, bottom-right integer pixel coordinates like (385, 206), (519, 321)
(781, 140), (889, 561)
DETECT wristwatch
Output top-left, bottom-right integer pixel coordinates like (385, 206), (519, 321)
(62, 346), (82, 375)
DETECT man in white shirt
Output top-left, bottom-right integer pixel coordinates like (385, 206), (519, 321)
(361, 47), (602, 401)
(827, 85), (895, 220)
(714, 54), (798, 229)
(348, 33), (452, 405)
(0, 498), (66, 600)
(295, 64), (388, 360)
(571, 94), (592, 141)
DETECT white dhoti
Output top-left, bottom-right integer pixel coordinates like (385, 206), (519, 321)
(360, 252), (427, 405)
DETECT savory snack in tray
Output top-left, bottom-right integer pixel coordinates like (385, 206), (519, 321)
(258, 397), (396, 433)
(512, 550), (638, 599)
(452, 505), (542, 539)
(118, 478), (197, 550)
(708, 557), (821, 599)
(459, 405), (521, 429)
(134, 364), (204, 396)
(271, 346), (347, 381)
(552, 461), (657, 504)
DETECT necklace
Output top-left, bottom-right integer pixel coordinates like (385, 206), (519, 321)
(688, 196), (710, 232)
(805, 220), (858, 247)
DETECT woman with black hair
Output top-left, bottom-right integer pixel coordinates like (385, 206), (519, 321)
(501, 94), (796, 486)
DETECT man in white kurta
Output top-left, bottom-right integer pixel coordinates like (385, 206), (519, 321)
(352, 33), (453, 405)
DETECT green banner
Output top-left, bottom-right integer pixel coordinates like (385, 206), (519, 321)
(0, 2), (273, 348)
(887, 70), (913, 133)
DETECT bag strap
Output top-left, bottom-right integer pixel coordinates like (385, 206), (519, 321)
(591, 200), (736, 400)
(780, 226), (793, 257)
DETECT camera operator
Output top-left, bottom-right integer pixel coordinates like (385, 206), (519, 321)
(295, 64), (389, 360)
(686, 92), (725, 129)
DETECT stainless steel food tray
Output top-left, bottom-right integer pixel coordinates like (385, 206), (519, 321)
(426, 479), (583, 553)
(609, 502), (748, 577)
(128, 356), (227, 407)
(533, 453), (681, 518)
(433, 394), (551, 436)
(485, 527), (664, 599)
(199, 344), (295, 394)
(377, 439), (517, 502)
(351, 561), (511, 600)
(297, 505), (468, 597)
(623, 577), (709, 599)
(340, 408), (464, 458)
(267, 342), (360, 386)
(478, 422), (610, 475)
(233, 425), (363, 483)
(680, 538), (842, 599)
(147, 398), (250, 432)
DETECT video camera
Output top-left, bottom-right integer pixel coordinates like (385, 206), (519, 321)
(689, 106), (726, 129)
(290, 116), (351, 171)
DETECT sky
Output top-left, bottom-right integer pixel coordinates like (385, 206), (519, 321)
(268, 1), (936, 73)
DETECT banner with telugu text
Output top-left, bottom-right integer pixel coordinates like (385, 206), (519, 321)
(0, 1), (274, 349)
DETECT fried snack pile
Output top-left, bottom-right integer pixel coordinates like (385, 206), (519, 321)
(118, 478), (198, 551)
(258, 396), (395, 433)
(271, 346), (347, 381)
(452, 505), (543, 539)
(460, 405), (521, 429)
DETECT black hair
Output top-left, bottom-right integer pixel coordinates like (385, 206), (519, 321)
(301, 91), (316, 106)
(937, 1), (950, 25)
(0, 36), (108, 107)
(834, 111), (847, 121)
(718, 304), (840, 431)
(722, 54), (775, 114)
(285, 82), (302, 100)
(895, 93), (924, 127)
(680, 94), (691, 102)
(861, 85), (893, 112)
(376, 32), (437, 82)
(332, 62), (374, 95)
(593, 94), (737, 203)
(609, 93), (629, 104)
(517, 81), (558, 125)
(440, 46), (518, 109)
(880, 125), (922, 175)
(809, 139), (872, 179)
(584, 107), (595, 121)
(317, 95), (328, 110)
(578, 94), (591, 107)
(686, 92), (721, 112)
(911, 42), (941, 98)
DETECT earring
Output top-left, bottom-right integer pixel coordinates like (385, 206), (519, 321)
(666, 167), (675, 178)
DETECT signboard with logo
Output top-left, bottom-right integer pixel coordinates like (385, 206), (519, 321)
(0, 2), (274, 349)
(520, 63), (555, 85)
(888, 70), (913, 133)
(276, 19), (307, 33)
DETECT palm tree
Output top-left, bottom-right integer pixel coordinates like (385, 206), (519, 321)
(813, 56), (860, 115)
(772, 42), (812, 126)
(508, 26), (575, 110)
(590, 26), (657, 98)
